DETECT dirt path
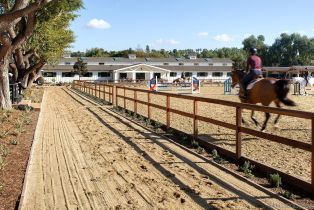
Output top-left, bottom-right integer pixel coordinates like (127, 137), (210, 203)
(20, 87), (297, 210)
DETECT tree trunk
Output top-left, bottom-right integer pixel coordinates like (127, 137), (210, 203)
(27, 72), (36, 88)
(0, 60), (12, 109)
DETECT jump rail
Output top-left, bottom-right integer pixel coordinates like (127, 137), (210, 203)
(72, 80), (314, 195)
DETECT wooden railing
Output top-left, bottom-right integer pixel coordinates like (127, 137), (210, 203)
(72, 80), (314, 194)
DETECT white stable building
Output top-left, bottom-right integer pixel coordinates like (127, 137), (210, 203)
(41, 54), (233, 83)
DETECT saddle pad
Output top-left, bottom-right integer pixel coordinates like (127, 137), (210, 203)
(247, 78), (263, 90)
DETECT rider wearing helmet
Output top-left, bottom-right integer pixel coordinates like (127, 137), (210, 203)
(241, 47), (263, 99)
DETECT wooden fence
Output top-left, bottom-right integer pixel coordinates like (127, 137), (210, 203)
(72, 80), (314, 195)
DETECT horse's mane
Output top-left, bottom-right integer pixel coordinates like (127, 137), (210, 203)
(233, 69), (246, 78)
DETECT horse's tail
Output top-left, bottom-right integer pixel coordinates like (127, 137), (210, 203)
(275, 80), (296, 106)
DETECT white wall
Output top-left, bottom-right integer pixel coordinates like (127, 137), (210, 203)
(42, 70), (231, 83)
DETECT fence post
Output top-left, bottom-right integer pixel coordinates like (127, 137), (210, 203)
(112, 86), (116, 105)
(103, 85), (106, 101)
(193, 99), (198, 139)
(312, 117), (314, 195)
(236, 106), (242, 159)
(98, 84), (100, 98)
(114, 86), (117, 106)
(148, 92), (151, 120)
(166, 95), (170, 129)
(134, 90), (137, 114)
(110, 86), (112, 104)
(124, 88), (126, 109)
(94, 83), (96, 96)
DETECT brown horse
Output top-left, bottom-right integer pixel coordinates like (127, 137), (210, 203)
(231, 70), (296, 131)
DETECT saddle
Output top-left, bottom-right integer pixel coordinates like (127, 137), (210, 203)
(247, 77), (263, 90)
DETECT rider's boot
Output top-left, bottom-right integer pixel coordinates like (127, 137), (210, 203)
(240, 83), (248, 99)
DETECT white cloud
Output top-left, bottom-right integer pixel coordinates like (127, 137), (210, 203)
(197, 32), (209, 37)
(167, 39), (180, 45)
(213, 34), (234, 42)
(87, 18), (111, 29)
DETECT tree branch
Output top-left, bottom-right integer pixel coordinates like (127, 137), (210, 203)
(11, 12), (36, 52)
(0, 0), (56, 30)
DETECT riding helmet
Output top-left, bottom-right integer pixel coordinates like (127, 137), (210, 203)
(249, 47), (257, 54)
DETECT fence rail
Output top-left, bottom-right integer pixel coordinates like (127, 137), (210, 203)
(72, 80), (314, 194)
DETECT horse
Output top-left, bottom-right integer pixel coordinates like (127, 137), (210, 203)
(231, 70), (296, 131)
(173, 77), (190, 85)
(173, 77), (185, 85)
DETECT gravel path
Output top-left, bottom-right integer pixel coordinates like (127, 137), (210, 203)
(20, 87), (296, 209)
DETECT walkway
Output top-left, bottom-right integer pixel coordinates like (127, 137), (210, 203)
(20, 87), (296, 210)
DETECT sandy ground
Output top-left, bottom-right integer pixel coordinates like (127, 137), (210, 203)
(106, 84), (314, 183)
(20, 87), (296, 210)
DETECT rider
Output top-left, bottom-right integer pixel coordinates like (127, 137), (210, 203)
(241, 47), (263, 99)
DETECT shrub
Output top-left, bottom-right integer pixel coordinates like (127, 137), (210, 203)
(191, 140), (199, 148)
(196, 146), (205, 154)
(212, 149), (224, 164)
(166, 128), (174, 134)
(178, 135), (189, 145)
(145, 119), (151, 126)
(269, 173), (282, 188)
(282, 190), (293, 200)
(154, 122), (162, 129)
(212, 149), (219, 158)
(239, 161), (255, 178)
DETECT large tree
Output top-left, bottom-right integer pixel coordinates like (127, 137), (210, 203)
(268, 33), (314, 66)
(0, 0), (82, 109)
(12, 0), (81, 87)
(0, 0), (57, 109)
(73, 57), (87, 80)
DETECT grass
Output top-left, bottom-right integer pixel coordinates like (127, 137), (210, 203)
(23, 87), (44, 103)
(0, 181), (3, 194)
(0, 145), (9, 158)
(0, 156), (5, 170)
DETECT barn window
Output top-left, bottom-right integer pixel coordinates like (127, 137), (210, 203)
(43, 72), (56, 77)
(62, 72), (75, 77)
(98, 72), (111, 77)
(197, 72), (208, 77)
(82, 72), (93, 77)
(170, 72), (177, 77)
(212, 72), (223, 77)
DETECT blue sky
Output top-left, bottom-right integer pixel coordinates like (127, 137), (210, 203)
(70, 0), (314, 51)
